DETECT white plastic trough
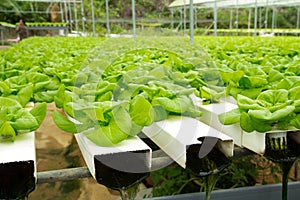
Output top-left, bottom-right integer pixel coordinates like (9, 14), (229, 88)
(218, 98), (300, 155)
(243, 129), (300, 155)
(0, 102), (36, 199)
(198, 101), (243, 147)
(142, 115), (234, 169)
(198, 98), (300, 155)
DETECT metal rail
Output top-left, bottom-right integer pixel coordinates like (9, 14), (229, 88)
(36, 148), (299, 184)
(37, 167), (90, 184)
(37, 156), (174, 184)
(27, 26), (69, 30)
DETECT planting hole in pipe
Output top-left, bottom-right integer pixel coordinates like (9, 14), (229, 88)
(264, 131), (300, 200)
(186, 136), (231, 200)
(94, 150), (150, 190)
(0, 161), (35, 200)
(186, 137), (231, 177)
(94, 150), (150, 200)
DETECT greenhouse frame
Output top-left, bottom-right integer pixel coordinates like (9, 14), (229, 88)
(169, 0), (300, 39)
(1, 1), (300, 200)
(3, 0), (300, 39)
(10, 0), (138, 38)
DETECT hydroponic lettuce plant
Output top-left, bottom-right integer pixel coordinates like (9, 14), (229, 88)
(219, 88), (300, 133)
(52, 48), (204, 146)
(219, 66), (269, 100)
(0, 97), (47, 142)
(0, 71), (61, 103)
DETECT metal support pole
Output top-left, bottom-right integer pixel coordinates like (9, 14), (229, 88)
(80, 0), (85, 34)
(68, 0), (73, 32)
(235, 0), (239, 35)
(294, 160), (298, 181)
(248, 8), (252, 36)
(272, 7), (276, 31)
(297, 7), (300, 31)
(64, 1), (68, 26)
(183, 0), (186, 36)
(180, 10), (183, 31)
(60, 0), (64, 23)
(73, 1), (78, 33)
(91, 0), (96, 37)
(105, 0), (110, 37)
(265, 0), (269, 30)
(275, 7), (277, 29)
(189, 0), (194, 44)
(254, 0), (258, 36)
(1, 30), (3, 46)
(194, 8), (197, 29)
(132, 0), (136, 41)
(171, 9), (174, 30)
(213, 0), (217, 36)
(259, 7), (262, 29)
(229, 9), (233, 31)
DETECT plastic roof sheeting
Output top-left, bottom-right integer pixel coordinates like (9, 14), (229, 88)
(169, 0), (300, 8)
(169, 0), (219, 8)
(207, 0), (300, 8)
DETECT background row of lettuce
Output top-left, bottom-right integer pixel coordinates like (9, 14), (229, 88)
(1, 36), (300, 144)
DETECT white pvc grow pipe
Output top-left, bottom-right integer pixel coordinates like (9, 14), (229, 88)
(142, 116), (234, 168)
(198, 101), (243, 147)
(0, 103), (36, 199)
(199, 97), (300, 155)
(75, 133), (151, 180)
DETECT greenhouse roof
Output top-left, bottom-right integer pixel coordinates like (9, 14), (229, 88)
(169, 0), (300, 8)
